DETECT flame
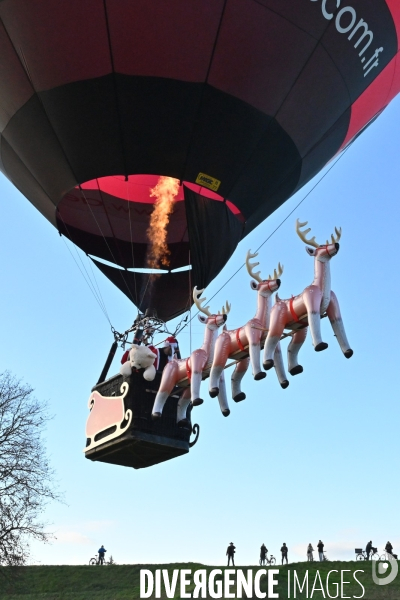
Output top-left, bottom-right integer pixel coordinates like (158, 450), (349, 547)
(146, 176), (179, 269)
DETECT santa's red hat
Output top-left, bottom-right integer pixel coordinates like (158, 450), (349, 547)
(164, 336), (179, 358)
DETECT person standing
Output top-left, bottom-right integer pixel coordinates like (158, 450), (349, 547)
(307, 543), (314, 561)
(227, 542), (236, 566)
(317, 540), (324, 561)
(385, 541), (394, 557)
(366, 541), (373, 560)
(260, 543), (267, 566)
(98, 545), (107, 565)
(281, 543), (288, 565)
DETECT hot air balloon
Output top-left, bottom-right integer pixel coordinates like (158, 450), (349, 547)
(1, 0), (399, 468)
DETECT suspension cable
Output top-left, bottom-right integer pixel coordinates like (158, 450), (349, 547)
(60, 233), (112, 326)
(78, 185), (136, 305)
(178, 141), (355, 331)
(86, 252), (112, 323)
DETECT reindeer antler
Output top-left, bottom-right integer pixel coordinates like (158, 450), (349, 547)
(296, 219), (319, 248)
(221, 301), (231, 315)
(326, 226), (342, 245)
(268, 263), (284, 281)
(246, 250), (263, 282)
(193, 286), (211, 316)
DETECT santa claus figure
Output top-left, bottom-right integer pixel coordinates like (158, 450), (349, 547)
(146, 336), (180, 372)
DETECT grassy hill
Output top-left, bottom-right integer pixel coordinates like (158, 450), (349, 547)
(0, 561), (399, 599)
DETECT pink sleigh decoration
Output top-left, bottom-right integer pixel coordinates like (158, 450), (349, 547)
(84, 382), (132, 451)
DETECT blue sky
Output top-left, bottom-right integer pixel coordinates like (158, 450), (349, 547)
(1, 94), (399, 567)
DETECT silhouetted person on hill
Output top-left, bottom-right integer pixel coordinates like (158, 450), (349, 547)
(317, 540), (324, 561)
(385, 542), (394, 557)
(366, 541), (373, 560)
(307, 544), (314, 561)
(281, 543), (288, 565)
(260, 544), (267, 565)
(98, 545), (106, 565)
(227, 542), (236, 566)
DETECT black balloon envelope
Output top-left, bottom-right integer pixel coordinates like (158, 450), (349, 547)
(1, 0), (400, 320)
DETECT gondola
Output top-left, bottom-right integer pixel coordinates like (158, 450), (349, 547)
(84, 314), (200, 469)
(84, 370), (199, 470)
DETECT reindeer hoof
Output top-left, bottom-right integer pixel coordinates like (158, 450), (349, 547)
(254, 371), (266, 381)
(344, 349), (353, 359)
(222, 409), (230, 417)
(177, 418), (191, 429)
(233, 392), (246, 403)
(315, 342), (328, 352)
(263, 359), (274, 371)
(209, 387), (219, 398)
(280, 380), (289, 389)
(289, 365), (303, 376)
(192, 398), (203, 407)
(151, 412), (162, 420)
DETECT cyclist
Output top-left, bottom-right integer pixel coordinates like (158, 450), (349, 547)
(365, 541), (373, 560)
(98, 545), (107, 565)
(260, 544), (267, 565)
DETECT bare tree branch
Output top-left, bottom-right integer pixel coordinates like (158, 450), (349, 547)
(0, 371), (60, 567)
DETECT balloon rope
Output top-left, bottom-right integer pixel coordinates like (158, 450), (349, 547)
(78, 185), (136, 305)
(86, 254), (113, 323)
(138, 274), (152, 312)
(60, 233), (111, 326)
(181, 140), (355, 330)
(58, 211), (111, 321)
(253, 156), (354, 257)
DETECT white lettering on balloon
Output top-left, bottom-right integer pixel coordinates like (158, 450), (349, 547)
(309, 0), (384, 78)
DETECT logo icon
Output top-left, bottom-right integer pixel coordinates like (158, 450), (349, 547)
(195, 172), (221, 192)
(372, 554), (398, 586)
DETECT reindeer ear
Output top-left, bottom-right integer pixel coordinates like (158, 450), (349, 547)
(198, 314), (207, 324)
(305, 246), (316, 256)
(250, 280), (258, 290)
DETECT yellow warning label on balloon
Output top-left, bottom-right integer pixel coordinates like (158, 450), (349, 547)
(195, 172), (221, 192)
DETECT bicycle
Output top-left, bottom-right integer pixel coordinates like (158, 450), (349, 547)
(380, 551), (398, 561)
(355, 547), (379, 561)
(89, 554), (108, 565)
(259, 553), (276, 566)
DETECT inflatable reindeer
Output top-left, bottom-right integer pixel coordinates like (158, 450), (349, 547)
(152, 287), (231, 426)
(208, 251), (289, 402)
(263, 219), (353, 374)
